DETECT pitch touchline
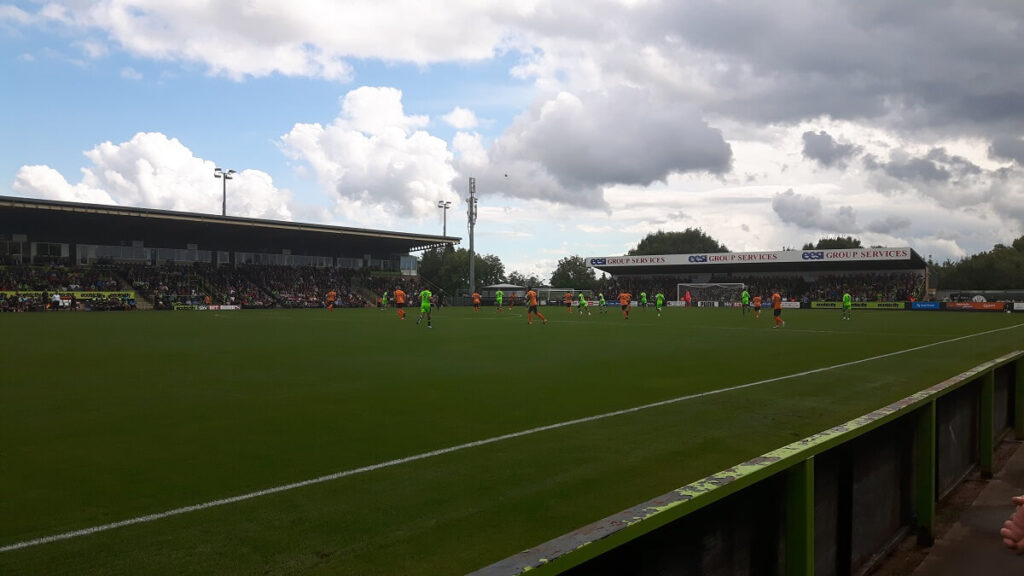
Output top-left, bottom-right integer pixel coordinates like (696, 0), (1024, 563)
(3, 322), (1022, 554)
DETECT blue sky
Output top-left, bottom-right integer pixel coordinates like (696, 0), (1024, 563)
(3, 1), (1024, 280)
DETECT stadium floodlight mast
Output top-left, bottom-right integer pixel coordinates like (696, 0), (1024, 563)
(437, 200), (452, 237)
(213, 167), (236, 216)
(467, 177), (478, 296)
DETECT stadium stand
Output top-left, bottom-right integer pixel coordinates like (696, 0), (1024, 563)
(0, 195), (455, 311)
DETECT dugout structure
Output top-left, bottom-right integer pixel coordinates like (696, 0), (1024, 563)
(0, 196), (457, 273)
(587, 248), (929, 301)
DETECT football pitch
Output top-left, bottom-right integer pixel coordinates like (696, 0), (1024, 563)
(3, 306), (1024, 575)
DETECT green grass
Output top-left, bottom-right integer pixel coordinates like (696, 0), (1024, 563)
(2, 306), (1023, 575)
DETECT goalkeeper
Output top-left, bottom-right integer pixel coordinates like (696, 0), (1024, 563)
(741, 289), (750, 315)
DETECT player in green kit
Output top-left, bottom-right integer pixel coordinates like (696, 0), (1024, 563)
(655, 291), (665, 316)
(416, 288), (433, 327)
(842, 291), (852, 320)
(640, 291), (648, 311)
(578, 292), (591, 316)
(598, 293), (607, 314)
(495, 289), (504, 313)
(741, 289), (750, 316)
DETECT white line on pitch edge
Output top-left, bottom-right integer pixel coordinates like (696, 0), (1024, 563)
(3, 322), (1022, 554)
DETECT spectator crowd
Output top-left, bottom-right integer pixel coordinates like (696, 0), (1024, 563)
(0, 262), (378, 311)
(1, 263), (926, 312)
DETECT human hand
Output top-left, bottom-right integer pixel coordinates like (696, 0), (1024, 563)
(1002, 496), (1024, 553)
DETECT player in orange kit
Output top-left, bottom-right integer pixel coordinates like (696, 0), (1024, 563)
(393, 286), (407, 320)
(772, 291), (785, 328)
(618, 290), (632, 320)
(526, 287), (547, 325)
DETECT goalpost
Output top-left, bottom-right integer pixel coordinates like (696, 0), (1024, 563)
(676, 283), (746, 307)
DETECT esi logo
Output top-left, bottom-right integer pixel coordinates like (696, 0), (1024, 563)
(802, 251), (825, 260)
(590, 258), (607, 265)
(688, 255), (708, 263)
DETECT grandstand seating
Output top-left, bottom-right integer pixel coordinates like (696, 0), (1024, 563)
(122, 263), (372, 309)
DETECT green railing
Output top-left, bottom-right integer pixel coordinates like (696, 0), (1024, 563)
(471, 351), (1024, 576)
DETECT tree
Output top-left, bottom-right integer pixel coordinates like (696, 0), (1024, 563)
(549, 255), (597, 290)
(507, 270), (542, 288)
(416, 246), (447, 282)
(417, 247), (507, 295)
(937, 244), (1024, 289)
(933, 235), (1024, 289)
(801, 236), (863, 250)
(477, 254), (506, 287)
(628, 229), (728, 255)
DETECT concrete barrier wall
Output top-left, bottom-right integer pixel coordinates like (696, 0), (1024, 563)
(813, 451), (841, 576)
(849, 423), (912, 574)
(936, 384), (978, 497)
(996, 367), (1013, 433)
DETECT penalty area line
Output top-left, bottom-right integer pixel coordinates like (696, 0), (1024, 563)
(3, 322), (1022, 554)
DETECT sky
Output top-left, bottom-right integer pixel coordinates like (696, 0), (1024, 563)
(2, 1), (1024, 281)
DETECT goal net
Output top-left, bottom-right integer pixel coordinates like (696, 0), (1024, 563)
(677, 283), (746, 307)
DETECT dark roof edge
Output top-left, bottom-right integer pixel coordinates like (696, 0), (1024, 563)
(0, 195), (460, 244)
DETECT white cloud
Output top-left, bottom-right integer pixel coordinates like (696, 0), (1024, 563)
(279, 87), (459, 221)
(0, 5), (34, 25)
(771, 189), (859, 233)
(12, 132), (293, 220)
(464, 85), (732, 210)
(76, 39), (108, 59)
(500, 87), (731, 186)
(338, 87), (429, 134)
(229, 170), (295, 221)
(19, 1), (525, 80)
(452, 131), (489, 167)
(13, 165), (116, 205)
(443, 107), (479, 130)
(865, 215), (911, 235)
(120, 66), (142, 80)
(16, 1), (1024, 140)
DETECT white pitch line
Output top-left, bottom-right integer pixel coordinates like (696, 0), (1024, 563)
(712, 325), (847, 334)
(3, 322), (1023, 554)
